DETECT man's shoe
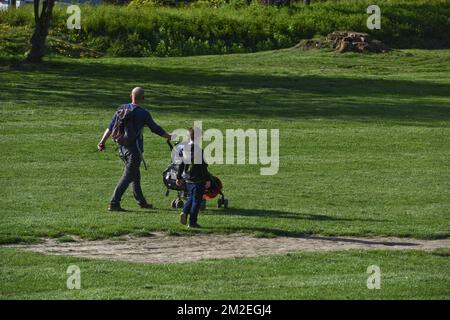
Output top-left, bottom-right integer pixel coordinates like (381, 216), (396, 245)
(139, 202), (153, 209)
(108, 204), (127, 212)
(188, 223), (202, 229)
(180, 212), (188, 225)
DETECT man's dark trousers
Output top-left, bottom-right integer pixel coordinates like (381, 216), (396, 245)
(183, 183), (205, 225)
(110, 147), (146, 206)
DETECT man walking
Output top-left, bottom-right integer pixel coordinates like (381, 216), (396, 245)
(97, 87), (174, 211)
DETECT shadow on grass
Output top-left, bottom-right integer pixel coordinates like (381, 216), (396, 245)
(221, 226), (419, 247)
(213, 208), (389, 223)
(1, 58), (449, 121)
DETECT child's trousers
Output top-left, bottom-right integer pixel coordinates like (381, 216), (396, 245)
(183, 182), (205, 225)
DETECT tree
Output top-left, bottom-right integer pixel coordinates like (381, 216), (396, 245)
(26, 0), (55, 63)
(10, 0), (17, 9)
(304, 0), (311, 5)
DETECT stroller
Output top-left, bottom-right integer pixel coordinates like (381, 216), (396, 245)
(162, 140), (229, 210)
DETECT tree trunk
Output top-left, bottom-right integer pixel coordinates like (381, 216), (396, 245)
(10, 0), (17, 9)
(28, 25), (47, 63)
(26, 0), (55, 63)
(304, 0), (311, 5)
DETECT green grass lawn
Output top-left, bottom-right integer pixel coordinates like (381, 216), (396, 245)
(1, 49), (449, 243)
(1, 248), (449, 299)
(0, 49), (449, 299)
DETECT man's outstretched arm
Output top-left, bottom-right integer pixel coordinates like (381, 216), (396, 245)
(161, 131), (172, 140)
(97, 128), (111, 151)
(145, 112), (174, 140)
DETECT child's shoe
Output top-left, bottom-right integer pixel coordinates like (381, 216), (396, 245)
(180, 212), (188, 225)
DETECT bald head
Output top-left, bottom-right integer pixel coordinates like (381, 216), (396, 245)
(131, 87), (145, 105)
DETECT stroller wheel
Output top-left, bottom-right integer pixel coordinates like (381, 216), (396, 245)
(223, 199), (229, 209)
(176, 199), (184, 209)
(217, 198), (223, 208)
(171, 199), (177, 209)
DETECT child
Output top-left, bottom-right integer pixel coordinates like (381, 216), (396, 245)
(176, 127), (211, 228)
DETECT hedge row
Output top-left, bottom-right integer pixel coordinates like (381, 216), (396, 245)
(0, 0), (449, 57)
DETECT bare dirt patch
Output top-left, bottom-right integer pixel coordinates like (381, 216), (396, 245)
(6, 233), (450, 264)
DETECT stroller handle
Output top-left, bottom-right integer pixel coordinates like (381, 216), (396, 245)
(166, 139), (174, 151)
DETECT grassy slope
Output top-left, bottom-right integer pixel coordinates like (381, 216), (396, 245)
(1, 0), (450, 58)
(0, 49), (449, 243)
(1, 248), (449, 299)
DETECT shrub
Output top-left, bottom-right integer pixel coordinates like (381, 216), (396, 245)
(0, 0), (449, 57)
(128, 0), (178, 7)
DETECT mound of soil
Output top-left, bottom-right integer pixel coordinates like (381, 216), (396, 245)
(295, 31), (389, 53)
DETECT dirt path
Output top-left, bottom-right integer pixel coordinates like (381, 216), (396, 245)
(7, 233), (450, 264)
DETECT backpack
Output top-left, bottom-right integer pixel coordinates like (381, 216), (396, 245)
(111, 104), (138, 147)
